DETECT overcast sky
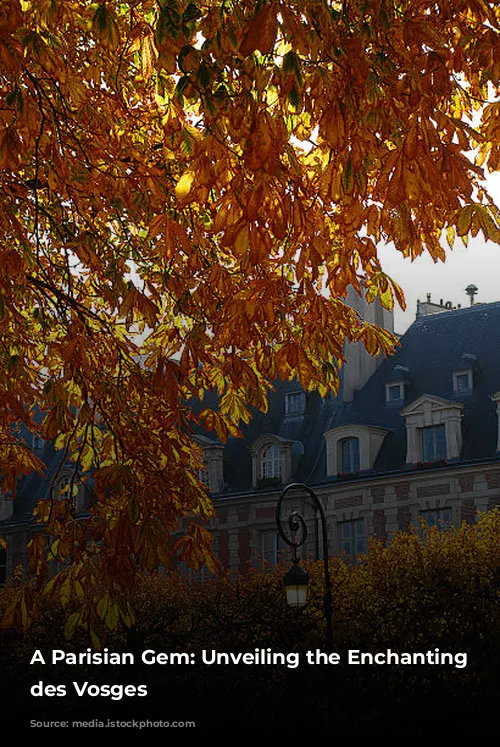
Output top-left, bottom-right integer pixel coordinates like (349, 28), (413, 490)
(377, 172), (500, 336)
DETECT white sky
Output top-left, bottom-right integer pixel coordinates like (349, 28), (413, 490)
(378, 172), (500, 335)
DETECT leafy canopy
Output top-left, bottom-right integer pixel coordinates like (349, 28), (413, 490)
(0, 0), (499, 637)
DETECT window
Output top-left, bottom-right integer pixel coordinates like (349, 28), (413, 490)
(421, 507), (453, 531)
(55, 475), (70, 501)
(339, 519), (366, 557)
(285, 391), (305, 416)
(453, 371), (472, 393)
(260, 531), (284, 565)
(421, 425), (446, 462)
(251, 435), (295, 487)
(388, 384), (402, 401)
(340, 437), (360, 473)
(53, 475), (81, 510)
(0, 547), (6, 586)
(261, 444), (281, 479)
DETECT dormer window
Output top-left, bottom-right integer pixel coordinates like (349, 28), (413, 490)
(386, 382), (404, 403)
(285, 391), (305, 416)
(324, 425), (389, 476)
(385, 365), (409, 404)
(251, 435), (296, 488)
(401, 395), (463, 464)
(453, 370), (472, 393)
(453, 353), (476, 394)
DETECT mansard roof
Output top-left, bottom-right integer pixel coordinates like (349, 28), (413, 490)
(343, 302), (500, 471)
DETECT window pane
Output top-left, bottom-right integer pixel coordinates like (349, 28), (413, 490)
(389, 385), (401, 401)
(262, 444), (280, 478)
(355, 538), (367, 554)
(340, 519), (365, 557)
(354, 519), (364, 536)
(285, 392), (305, 415)
(261, 531), (283, 565)
(421, 508), (453, 532)
(341, 523), (352, 540)
(422, 425), (446, 461)
(342, 437), (360, 472)
(440, 508), (452, 524)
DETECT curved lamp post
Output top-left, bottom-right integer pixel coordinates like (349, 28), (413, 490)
(275, 482), (333, 648)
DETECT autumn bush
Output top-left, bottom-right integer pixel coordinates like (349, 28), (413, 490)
(1, 510), (499, 735)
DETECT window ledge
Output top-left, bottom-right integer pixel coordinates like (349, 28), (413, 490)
(414, 459), (447, 470)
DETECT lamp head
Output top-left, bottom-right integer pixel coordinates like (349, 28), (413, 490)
(283, 560), (309, 608)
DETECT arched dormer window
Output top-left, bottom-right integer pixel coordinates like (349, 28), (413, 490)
(324, 425), (389, 477)
(251, 435), (299, 489)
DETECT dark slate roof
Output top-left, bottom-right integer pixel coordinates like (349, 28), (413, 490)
(193, 379), (346, 495)
(340, 302), (500, 472)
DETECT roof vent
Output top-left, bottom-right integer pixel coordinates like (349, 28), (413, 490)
(465, 284), (478, 306)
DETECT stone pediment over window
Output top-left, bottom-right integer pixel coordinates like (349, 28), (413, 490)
(401, 394), (464, 464)
(250, 434), (297, 489)
(324, 424), (389, 476)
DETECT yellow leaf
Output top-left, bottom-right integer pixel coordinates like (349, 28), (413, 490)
(175, 171), (195, 200)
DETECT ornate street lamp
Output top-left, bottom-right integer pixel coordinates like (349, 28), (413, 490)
(275, 482), (333, 647)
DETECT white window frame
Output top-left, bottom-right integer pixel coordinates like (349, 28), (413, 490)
(385, 381), (404, 403)
(420, 424), (447, 462)
(251, 435), (294, 487)
(260, 530), (283, 565)
(339, 437), (360, 473)
(52, 473), (81, 511)
(285, 391), (305, 416)
(453, 370), (473, 393)
(261, 443), (281, 479)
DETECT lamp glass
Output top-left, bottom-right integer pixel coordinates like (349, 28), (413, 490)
(283, 562), (309, 608)
(285, 584), (308, 608)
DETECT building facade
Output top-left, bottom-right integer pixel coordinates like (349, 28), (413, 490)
(2, 295), (500, 581)
(185, 297), (500, 572)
